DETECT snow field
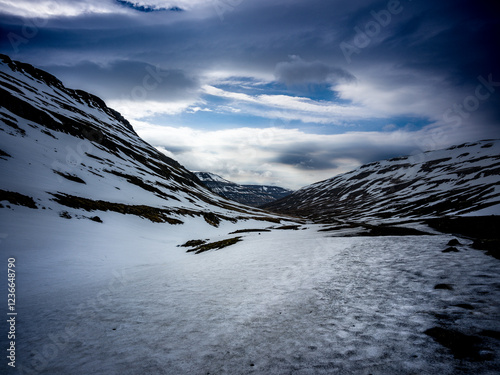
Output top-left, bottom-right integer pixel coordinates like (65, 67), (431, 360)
(2, 209), (499, 374)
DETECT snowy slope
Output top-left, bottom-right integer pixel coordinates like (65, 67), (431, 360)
(0, 54), (284, 227)
(2, 213), (500, 375)
(195, 171), (293, 207)
(264, 140), (500, 222)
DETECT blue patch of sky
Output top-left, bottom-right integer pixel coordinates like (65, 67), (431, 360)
(215, 79), (342, 103)
(282, 83), (343, 102)
(143, 110), (272, 130)
(144, 108), (430, 135)
(115, 0), (183, 12)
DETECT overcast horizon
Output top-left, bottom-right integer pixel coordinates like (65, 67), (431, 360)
(1, 0), (499, 189)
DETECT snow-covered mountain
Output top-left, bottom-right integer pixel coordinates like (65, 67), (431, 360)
(0, 54), (285, 228)
(264, 140), (500, 222)
(195, 171), (293, 207)
(1, 55), (500, 375)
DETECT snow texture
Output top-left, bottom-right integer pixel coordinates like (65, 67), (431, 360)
(1, 210), (500, 374)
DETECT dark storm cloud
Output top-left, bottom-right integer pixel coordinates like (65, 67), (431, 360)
(275, 151), (339, 171)
(275, 55), (356, 86)
(46, 60), (199, 102)
(273, 140), (422, 170)
(377, 0), (500, 79)
(1, 0), (498, 77)
(360, 1), (497, 80)
(0, 0), (360, 74)
(330, 0), (500, 129)
(3, 0), (497, 93)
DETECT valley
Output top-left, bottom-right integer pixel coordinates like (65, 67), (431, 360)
(1, 55), (499, 375)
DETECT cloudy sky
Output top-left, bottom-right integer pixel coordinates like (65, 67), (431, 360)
(1, 0), (499, 189)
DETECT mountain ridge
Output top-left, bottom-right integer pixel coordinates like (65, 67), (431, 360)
(263, 140), (500, 223)
(0, 54), (136, 133)
(194, 171), (293, 207)
(0, 54), (285, 227)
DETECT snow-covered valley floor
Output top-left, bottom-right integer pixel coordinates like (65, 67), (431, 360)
(2, 209), (500, 375)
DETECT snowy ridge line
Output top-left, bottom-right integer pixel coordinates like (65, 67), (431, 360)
(264, 140), (500, 221)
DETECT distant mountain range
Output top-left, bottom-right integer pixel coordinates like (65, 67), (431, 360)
(263, 140), (500, 222)
(194, 172), (293, 207)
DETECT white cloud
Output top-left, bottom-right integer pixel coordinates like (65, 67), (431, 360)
(132, 120), (453, 190)
(0, 0), (212, 18)
(202, 84), (374, 124)
(202, 71), (275, 85)
(0, 0), (125, 18)
(107, 99), (200, 119)
(335, 66), (460, 121)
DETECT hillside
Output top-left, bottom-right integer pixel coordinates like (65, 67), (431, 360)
(195, 171), (292, 207)
(263, 140), (500, 222)
(0, 54), (285, 230)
